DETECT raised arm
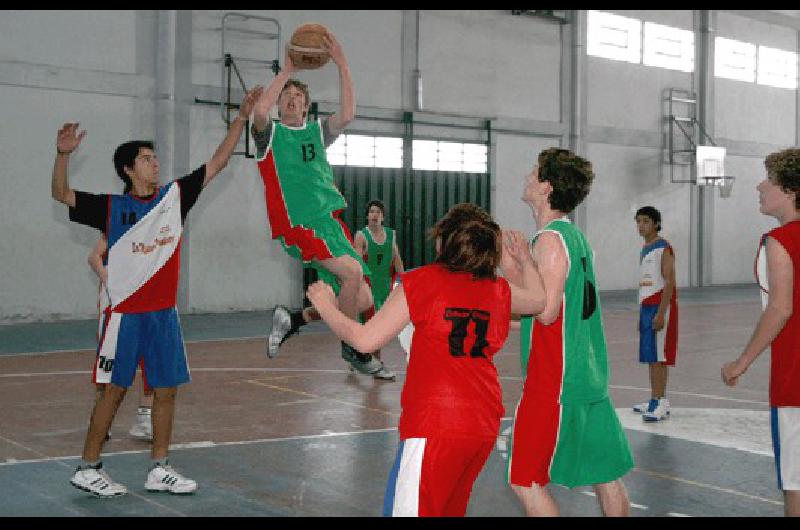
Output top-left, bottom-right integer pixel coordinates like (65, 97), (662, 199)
(307, 280), (410, 353)
(204, 85), (263, 187)
(253, 47), (297, 133)
(503, 230), (545, 315)
(323, 32), (354, 136)
(722, 237), (794, 386)
(530, 231), (569, 325)
(51, 123), (86, 207)
(498, 228), (526, 287)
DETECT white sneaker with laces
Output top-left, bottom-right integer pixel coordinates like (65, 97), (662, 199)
(643, 398), (670, 422)
(70, 465), (127, 497)
(129, 409), (153, 440)
(145, 463), (197, 494)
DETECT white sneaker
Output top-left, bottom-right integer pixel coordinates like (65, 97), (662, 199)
(129, 410), (153, 440)
(643, 398), (670, 422)
(267, 305), (296, 358)
(145, 463), (197, 494)
(70, 464), (127, 497)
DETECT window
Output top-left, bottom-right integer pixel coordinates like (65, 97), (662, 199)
(757, 45), (798, 89)
(412, 140), (487, 173)
(326, 134), (403, 168)
(327, 135), (487, 173)
(643, 21), (694, 72)
(587, 10), (642, 64)
(715, 37), (756, 82)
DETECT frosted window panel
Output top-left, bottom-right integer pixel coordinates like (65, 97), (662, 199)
(346, 135), (376, 154)
(715, 37), (756, 82)
(327, 152), (346, 166)
(587, 10), (641, 64)
(643, 22), (694, 72)
(758, 46), (798, 89)
(412, 140), (439, 170)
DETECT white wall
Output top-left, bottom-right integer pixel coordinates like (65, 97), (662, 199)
(2, 9), (798, 322)
(0, 10), (155, 322)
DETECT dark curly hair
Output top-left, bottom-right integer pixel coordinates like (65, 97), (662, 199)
(537, 148), (594, 213)
(429, 203), (501, 280)
(765, 148), (800, 209)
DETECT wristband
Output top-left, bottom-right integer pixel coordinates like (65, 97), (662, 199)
(56, 148), (73, 155)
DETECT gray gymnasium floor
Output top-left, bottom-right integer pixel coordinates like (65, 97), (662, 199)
(0, 284), (786, 516)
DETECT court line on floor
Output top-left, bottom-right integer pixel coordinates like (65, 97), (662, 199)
(3, 426), (779, 511)
(633, 467), (783, 507)
(0, 432), (188, 515)
(0, 368), (767, 407)
(607, 385), (769, 406)
(243, 379), (400, 418)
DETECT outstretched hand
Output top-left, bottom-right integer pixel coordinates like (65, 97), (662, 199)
(321, 31), (345, 66)
(238, 85), (264, 120)
(307, 280), (338, 310)
(503, 229), (533, 265)
(56, 123), (86, 155)
(282, 45), (298, 75)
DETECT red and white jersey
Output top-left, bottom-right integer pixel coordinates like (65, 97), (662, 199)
(639, 238), (675, 305)
(756, 221), (800, 406)
(398, 264), (511, 440)
(105, 183), (183, 313)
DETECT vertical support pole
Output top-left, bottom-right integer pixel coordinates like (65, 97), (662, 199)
(402, 111), (414, 266)
(565, 10), (588, 231)
(157, 10), (193, 311)
(691, 10), (715, 287)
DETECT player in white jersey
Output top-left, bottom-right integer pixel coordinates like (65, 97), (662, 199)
(632, 206), (678, 422)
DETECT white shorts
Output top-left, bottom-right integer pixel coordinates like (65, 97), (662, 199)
(771, 407), (800, 491)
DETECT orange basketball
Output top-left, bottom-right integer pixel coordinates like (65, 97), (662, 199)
(288, 23), (331, 70)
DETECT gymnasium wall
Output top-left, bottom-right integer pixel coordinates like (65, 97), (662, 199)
(1, 10), (797, 322)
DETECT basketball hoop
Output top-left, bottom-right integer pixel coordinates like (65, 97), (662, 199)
(696, 145), (735, 199)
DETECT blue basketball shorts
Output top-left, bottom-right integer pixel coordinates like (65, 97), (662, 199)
(95, 306), (190, 389)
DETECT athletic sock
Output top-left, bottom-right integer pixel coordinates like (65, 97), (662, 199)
(290, 310), (306, 331)
(79, 459), (101, 470)
(151, 458), (168, 469)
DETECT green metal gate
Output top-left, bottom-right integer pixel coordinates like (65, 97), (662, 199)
(303, 167), (491, 292)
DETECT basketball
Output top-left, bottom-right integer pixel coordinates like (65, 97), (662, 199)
(288, 23), (331, 70)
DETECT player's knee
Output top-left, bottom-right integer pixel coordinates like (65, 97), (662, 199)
(338, 259), (363, 285)
(105, 384), (127, 406)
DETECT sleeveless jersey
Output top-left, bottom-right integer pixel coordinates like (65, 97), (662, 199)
(399, 264), (511, 440)
(639, 238), (676, 305)
(755, 221), (800, 406)
(257, 119), (347, 239)
(519, 218), (609, 404)
(360, 226), (396, 309)
(103, 182), (183, 313)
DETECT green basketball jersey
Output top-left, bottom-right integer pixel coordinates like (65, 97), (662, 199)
(360, 226), (395, 310)
(519, 218), (609, 404)
(264, 119), (346, 227)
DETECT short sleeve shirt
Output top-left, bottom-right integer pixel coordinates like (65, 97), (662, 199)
(68, 165), (206, 233)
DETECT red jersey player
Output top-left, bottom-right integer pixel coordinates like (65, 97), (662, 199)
(307, 202), (545, 516)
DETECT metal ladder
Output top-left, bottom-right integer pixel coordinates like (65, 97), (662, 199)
(218, 13), (281, 157)
(665, 87), (718, 184)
